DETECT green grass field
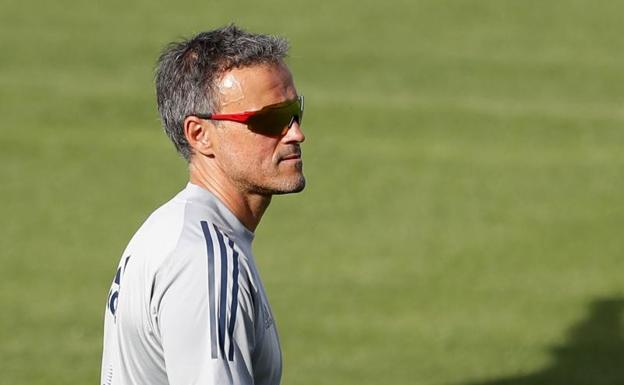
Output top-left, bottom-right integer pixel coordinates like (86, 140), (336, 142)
(2, 1), (624, 384)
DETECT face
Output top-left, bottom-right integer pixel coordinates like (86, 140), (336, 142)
(209, 62), (306, 195)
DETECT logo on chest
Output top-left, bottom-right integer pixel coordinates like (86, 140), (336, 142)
(107, 255), (131, 319)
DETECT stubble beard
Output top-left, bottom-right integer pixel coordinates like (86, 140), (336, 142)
(222, 149), (306, 197)
(245, 170), (306, 196)
(268, 173), (306, 195)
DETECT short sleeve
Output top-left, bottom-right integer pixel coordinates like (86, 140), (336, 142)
(156, 223), (255, 385)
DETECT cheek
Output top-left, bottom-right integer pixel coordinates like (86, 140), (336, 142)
(220, 135), (277, 172)
(238, 133), (280, 164)
(252, 146), (280, 171)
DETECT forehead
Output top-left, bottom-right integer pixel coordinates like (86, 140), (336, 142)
(216, 62), (297, 113)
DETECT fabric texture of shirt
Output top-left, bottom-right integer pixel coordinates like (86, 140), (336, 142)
(101, 183), (282, 385)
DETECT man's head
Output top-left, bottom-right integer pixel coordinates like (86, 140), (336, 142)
(155, 25), (305, 195)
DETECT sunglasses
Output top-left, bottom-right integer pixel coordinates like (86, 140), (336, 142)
(195, 96), (304, 136)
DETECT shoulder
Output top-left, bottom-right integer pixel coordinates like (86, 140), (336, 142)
(123, 194), (254, 296)
(155, 212), (253, 293)
(123, 196), (190, 268)
(124, 194), (240, 264)
(155, 219), (256, 329)
(168, 218), (250, 281)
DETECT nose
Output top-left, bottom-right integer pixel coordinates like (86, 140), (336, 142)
(283, 120), (305, 143)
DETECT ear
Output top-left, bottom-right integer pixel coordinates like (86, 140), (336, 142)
(184, 116), (215, 157)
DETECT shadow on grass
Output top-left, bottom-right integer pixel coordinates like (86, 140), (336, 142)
(464, 297), (624, 385)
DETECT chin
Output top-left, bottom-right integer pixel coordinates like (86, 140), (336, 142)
(282, 177), (306, 194)
(256, 175), (306, 195)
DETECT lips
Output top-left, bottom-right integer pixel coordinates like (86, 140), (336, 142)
(281, 153), (301, 161)
(279, 146), (302, 161)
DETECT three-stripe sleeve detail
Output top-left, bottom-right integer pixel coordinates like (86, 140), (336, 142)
(201, 221), (240, 362)
(214, 225), (229, 360)
(227, 239), (240, 361)
(200, 221), (218, 359)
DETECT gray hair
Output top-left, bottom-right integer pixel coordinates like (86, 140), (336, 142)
(155, 24), (290, 160)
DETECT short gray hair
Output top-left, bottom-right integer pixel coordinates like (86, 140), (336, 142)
(155, 24), (289, 161)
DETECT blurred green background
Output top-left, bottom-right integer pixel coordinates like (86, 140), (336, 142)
(1, 0), (624, 384)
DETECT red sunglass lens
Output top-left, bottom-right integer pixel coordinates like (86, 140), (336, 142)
(247, 98), (303, 135)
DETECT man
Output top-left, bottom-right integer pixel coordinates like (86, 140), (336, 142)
(101, 25), (305, 385)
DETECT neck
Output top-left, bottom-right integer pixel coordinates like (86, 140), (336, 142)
(188, 159), (271, 232)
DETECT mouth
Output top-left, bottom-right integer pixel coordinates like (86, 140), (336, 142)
(281, 153), (301, 161)
(279, 148), (302, 162)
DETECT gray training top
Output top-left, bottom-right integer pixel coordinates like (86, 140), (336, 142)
(101, 183), (282, 385)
